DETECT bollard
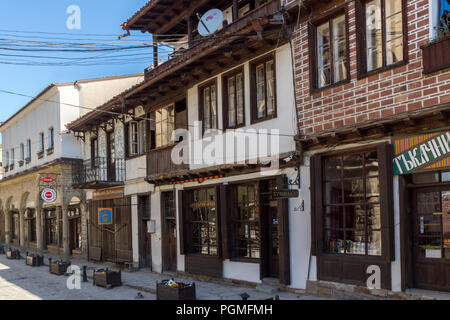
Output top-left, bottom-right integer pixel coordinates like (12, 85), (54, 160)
(82, 266), (88, 282)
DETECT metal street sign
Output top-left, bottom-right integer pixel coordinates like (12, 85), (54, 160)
(98, 208), (113, 225)
(393, 131), (450, 175)
(272, 189), (299, 200)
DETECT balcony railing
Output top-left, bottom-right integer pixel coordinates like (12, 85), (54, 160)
(147, 146), (189, 178)
(72, 157), (126, 189)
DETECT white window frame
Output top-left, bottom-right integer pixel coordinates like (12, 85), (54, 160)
(129, 120), (146, 156)
(48, 127), (54, 149)
(26, 139), (31, 161)
(39, 132), (45, 152)
(20, 143), (24, 162)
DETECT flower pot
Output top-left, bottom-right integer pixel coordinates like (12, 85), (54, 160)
(93, 269), (122, 288)
(6, 249), (20, 260)
(422, 36), (450, 74)
(26, 254), (44, 267)
(156, 280), (196, 300)
(49, 260), (71, 275)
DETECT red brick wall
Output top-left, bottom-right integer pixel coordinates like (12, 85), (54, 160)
(290, 0), (450, 135)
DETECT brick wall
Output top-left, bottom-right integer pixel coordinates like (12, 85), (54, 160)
(290, 0), (450, 135)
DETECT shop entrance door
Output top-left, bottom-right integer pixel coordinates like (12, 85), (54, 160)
(412, 188), (450, 292)
(267, 205), (280, 277)
(161, 191), (177, 272)
(103, 224), (115, 262)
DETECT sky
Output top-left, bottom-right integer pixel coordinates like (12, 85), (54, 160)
(0, 0), (152, 123)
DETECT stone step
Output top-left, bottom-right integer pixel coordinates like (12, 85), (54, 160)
(256, 284), (280, 295)
(261, 277), (281, 287)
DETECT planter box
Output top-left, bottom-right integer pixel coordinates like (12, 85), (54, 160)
(6, 249), (20, 260)
(93, 269), (122, 288)
(422, 36), (450, 74)
(49, 261), (71, 275)
(156, 281), (196, 300)
(26, 254), (44, 267)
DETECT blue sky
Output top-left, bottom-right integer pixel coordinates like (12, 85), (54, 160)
(0, 0), (151, 122)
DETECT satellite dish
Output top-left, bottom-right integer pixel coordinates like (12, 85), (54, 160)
(197, 9), (224, 37)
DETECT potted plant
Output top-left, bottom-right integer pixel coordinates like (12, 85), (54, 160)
(6, 248), (20, 260)
(49, 259), (71, 275)
(422, 12), (450, 74)
(25, 253), (44, 267)
(156, 279), (196, 300)
(93, 268), (122, 289)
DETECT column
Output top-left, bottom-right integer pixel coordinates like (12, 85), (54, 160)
(4, 211), (11, 247)
(19, 208), (25, 249)
(36, 207), (43, 253)
(62, 205), (70, 262)
(131, 195), (139, 266)
(56, 206), (62, 255)
(80, 201), (89, 260)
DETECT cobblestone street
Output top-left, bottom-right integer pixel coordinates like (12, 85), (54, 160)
(0, 254), (327, 300)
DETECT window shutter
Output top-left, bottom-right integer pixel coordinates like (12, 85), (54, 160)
(377, 142), (394, 262)
(276, 175), (291, 286)
(177, 190), (186, 255)
(219, 184), (232, 260)
(354, 0), (366, 77)
(311, 154), (323, 256)
(124, 123), (129, 158)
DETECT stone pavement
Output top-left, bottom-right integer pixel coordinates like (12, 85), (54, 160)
(0, 253), (330, 300)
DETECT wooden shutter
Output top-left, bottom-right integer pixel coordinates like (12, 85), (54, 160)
(219, 184), (232, 260)
(177, 190), (186, 255)
(354, 0), (366, 77)
(124, 123), (129, 158)
(276, 176), (291, 286)
(377, 142), (394, 262)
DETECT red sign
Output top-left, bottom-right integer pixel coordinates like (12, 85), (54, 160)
(42, 177), (55, 183)
(93, 187), (125, 201)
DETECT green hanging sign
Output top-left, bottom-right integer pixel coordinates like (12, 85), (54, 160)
(393, 131), (450, 175)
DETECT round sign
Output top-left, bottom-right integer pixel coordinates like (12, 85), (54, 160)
(41, 188), (57, 203)
(198, 9), (224, 36)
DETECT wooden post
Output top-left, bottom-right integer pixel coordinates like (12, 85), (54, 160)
(232, 0), (239, 21)
(187, 17), (193, 48)
(62, 205), (70, 262)
(36, 207), (43, 254)
(153, 35), (159, 67)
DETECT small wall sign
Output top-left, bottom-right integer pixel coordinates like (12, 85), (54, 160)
(41, 177), (55, 183)
(41, 188), (57, 203)
(98, 208), (113, 225)
(272, 189), (299, 200)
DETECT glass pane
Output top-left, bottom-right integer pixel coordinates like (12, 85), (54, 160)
(343, 154), (363, 178)
(366, 177), (380, 202)
(228, 76), (236, 127)
(418, 214), (442, 236)
(266, 60), (275, 116)
(418, 236), (442, 258)
(256, 64), (265, 118)
(211, 85), (217, 129)
(365, 151), (379, 176)
(368, 204), (382, 229)
(236, 73), (244, 125)
(317, 22), (331, 87)
(385, 0), (403, 66)
(366, 0), (382, 71)
(412, 172), (440, 184)
(442, 171), (450, 182)
(368, 230), (382, 256)
(343, 179), (364, 203)
(346, 230), (366, 255)
(325, 229), (345, 253)
(325, 206), (344, 229)
(324, 156), (341, 180)
(417, 191), (440, 215)
(203, 87), (210, 130)
(345, 205), (366, 229)
(332, 15), (347, 82)
(325, 181), (342, 205)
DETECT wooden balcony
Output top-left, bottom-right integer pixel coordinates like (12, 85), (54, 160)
(147, 146), (189, 180)
(422, 36), (450, 74)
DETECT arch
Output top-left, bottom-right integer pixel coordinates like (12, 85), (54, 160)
(20, 192), (31, 211)
(69, 196), (82, 206)
(5, 196), (15, 212)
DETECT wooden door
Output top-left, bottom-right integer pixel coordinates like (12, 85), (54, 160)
(267, 205), (280, 277)
(412, 187), (450, 292)
(161, 191), (177, 271)
(138, 195), (152, 268)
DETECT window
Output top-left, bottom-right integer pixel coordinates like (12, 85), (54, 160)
(19, 143), (24, 165)
(48, 127), (54, 149)
(128, 120), (146, 156)
(312, 13), (348, 89)
(10, 149), (14, 169)
(25, 209), (36, 243)
(45, 209), (57, 245)
(150, 104), (175, 149)
(188, 188), (218, 256)
(322, 151), (382, 256)
(233, 184), (260, 259)
(251, 55), (276, 122)
(359, 0), (405, 74)
(223, 69), (245, 129)
(26, 139), (31, 162)
(91, 137), (98, 167)
(11, 212), (19, 240)
(39, 132), (45, 153)
(4, 151), (9, 168)
(199, 81), (218, 132)
(69, 207), (82, 249)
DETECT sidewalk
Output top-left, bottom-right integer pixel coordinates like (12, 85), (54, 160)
(0, 252), (330, 300)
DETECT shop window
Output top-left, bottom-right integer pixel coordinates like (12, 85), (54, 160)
(311, 12), (349, 90)
(45, 209), (57, 245)
(250, 55), (276, 123)
(233, 184), (260, 259)
(188, 188), (218, 256)
(199, 80), (218, 133)
(323, 150), (382, 256)
(223, 68), (245, 129)
(25, 209), (36, 243)
(357, 0), (406, 75)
